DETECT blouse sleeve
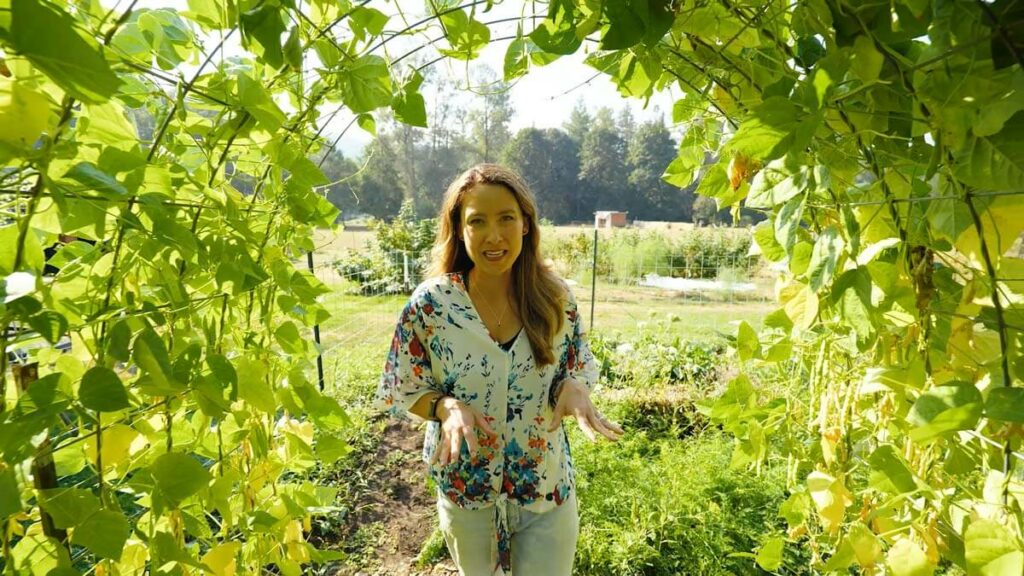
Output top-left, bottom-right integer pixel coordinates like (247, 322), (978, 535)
(550, 290), (600, 406)
(373, 296), (438, 422)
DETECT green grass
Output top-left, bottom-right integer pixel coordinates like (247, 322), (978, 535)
(570, 427), (801, 576)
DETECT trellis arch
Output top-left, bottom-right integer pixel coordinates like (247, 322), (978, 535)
(1, 0), (1023, 573)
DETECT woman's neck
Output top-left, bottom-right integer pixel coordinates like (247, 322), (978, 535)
(468, 267), (513, 296)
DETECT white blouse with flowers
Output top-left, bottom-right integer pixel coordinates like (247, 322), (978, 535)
(374, 272), (598, 571)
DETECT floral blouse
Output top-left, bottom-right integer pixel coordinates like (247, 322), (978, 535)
(374, 272), (598, 572)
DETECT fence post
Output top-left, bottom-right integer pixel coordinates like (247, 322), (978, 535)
(12, 363), (68, 549)
(590, 227), (598, 330)
(306, 251), (326, 392)
(403, 251), (410, 290)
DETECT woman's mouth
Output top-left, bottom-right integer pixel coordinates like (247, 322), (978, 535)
(483, 250), (507, 261)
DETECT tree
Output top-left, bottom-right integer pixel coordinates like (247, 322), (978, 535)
(578, 107), (627, 217)
(316, 145), (359, 219)
(626, 118), (688, 221)
(500, 128), (579, 224)
(563, 99), (592, 145)
(468, 70), (514, 164)
(617, 106), (636, 143)
(351, 137), (405, 219)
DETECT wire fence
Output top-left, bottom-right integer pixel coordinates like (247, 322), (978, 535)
(309, 226), (778, 399)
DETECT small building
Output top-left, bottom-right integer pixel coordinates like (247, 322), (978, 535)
(594, 211), (628, 229)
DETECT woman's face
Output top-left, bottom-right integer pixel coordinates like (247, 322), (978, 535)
(459, 182), (529, 278)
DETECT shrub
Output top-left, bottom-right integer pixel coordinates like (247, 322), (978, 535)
(334, 199), (436, 294)
(590, 330), (726, 392)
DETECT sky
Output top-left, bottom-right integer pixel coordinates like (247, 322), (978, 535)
(101, 0), (679, 157)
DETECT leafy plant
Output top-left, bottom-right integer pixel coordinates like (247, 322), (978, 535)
(335, 199), (436, 294)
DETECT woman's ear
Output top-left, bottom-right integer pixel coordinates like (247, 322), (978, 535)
(522, 221), (530, 235)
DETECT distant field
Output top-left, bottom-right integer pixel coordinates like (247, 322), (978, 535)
(313, 222), (750, 258)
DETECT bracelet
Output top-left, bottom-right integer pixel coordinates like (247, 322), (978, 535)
(428, 394), (446, 421)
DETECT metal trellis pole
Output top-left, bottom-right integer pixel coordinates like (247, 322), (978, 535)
(307, 251), (326, 392)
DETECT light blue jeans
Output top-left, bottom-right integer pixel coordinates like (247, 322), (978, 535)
(436, 492), (580, 576)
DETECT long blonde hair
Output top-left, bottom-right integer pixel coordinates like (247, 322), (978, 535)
(428, 164), (566, 366)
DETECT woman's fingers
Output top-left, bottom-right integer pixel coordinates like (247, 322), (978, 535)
(575, 410), (599, 442)
(547, 405), (565, 432)
(432, 432), (450, 465)
(463, 425), (480, 457)
(590, 412), (623, 441)
(475, 414), (497, 437)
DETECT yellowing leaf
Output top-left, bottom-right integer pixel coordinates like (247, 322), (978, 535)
(780, 282), (819, 330)
(887, 538), (935, 576)
(807, 471), (853, 533)
(0, 77), (50, 147)
(202, 542), (240, 576)
(117, 538), (149, 576)
(84, 424), (147, 476)
(954, 195), (1024, 269)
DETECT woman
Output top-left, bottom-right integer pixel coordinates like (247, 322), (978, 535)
(374, 164), (622, 575)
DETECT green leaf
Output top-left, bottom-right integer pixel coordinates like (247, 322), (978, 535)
(237, 73), (285, 131)
(337, 55), (392, 114)
(807, 227), (845, 290)
(240, 3), (286, 69)
(965, 520), (1024, 576)
(438, 9), (490, 60)
(106, 320), (132, 362)
(954, 111), (1024, 191)
(736, 321), (760, 361)
(235, 356), (275, 412)
(850, 35), (884, 83)
(887, 538), (935, 576)
(756, 536), (784, 571)
(10, 0), (121, 103)
(314, 433), (351, 465)
(529, 0), (583, 55)
(38, 488), (101, 529)
(391, 70), (426, 128)
(274, 321), (306, 355)
(151, 453), (211, 507)
(725, 97), (804, 161)
(357, 113), (376, 135)
(504, 34), (531, 81)
(27, 310), (67, 345)
(133, 326), (178, 393)
(79, 367), (130, 412)
(186, 0), (228, 29)
(868, 445), (917, 494)
(349, 6), (388, 40)
(834, 269), (874, 342)
(71, 510), (130, 560)
(0, 467), (21, 518)
(908, 383), (983, 442)
(985, 387), (1024, 423)
(64, 162), (129, 198)
(600, 0), (674, 50)
(753, 219), (786, 262)
(282, 26), (302, 70)
(775, 197), (804, 254)
(747, 164), (809, 209)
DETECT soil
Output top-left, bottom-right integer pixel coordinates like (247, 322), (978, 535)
(331, 420), (459, 576)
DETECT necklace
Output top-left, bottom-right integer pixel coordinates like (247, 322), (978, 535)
(471, 283), (511, 327)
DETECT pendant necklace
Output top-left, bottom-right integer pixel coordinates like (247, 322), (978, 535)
(472, 283), (510, 328)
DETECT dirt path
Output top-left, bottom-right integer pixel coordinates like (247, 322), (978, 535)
(332, 421), (458, 576)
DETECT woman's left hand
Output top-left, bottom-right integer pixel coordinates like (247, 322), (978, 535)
(547, 378), (624, 441)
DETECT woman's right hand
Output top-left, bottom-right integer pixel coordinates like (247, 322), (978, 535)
(430, 396), (497, 465)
